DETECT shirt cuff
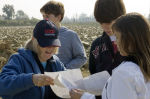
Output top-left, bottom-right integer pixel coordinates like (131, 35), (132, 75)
(81, 92), (95, 99)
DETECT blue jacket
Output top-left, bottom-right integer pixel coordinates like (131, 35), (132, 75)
(0, 48), (65, 99)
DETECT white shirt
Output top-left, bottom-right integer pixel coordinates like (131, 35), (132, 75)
(81, 61), (150, 99)
(109, 35), (116, 42)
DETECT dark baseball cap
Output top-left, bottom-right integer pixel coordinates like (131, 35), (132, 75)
(33, 20), (61, 47)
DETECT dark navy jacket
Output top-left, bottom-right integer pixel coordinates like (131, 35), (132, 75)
(0, 48), (65, 99)
(89, 32), (125, 75)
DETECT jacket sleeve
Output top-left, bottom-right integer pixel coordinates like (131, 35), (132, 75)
(89, 41), (97, 74)
(0, 54), (34, 96)
(65, 32), (87, 69)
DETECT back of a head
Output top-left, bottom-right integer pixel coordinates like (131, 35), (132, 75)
(40, 1), (65, 21)
(94, 0), (126, 23)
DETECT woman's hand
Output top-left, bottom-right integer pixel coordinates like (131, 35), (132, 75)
(70, 89), (84, 99)
(32, 74), (54, 87)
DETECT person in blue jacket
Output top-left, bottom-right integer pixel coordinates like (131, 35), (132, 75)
(0, 19), (65, 99)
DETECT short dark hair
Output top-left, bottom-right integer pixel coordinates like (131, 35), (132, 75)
(94, 0), (126, 23)
(40, 1), (65, 21)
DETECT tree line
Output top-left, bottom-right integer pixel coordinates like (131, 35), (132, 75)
(0, 4), (39, 26)
(0, 4), (150, 26)
(0, 4), (98, 26)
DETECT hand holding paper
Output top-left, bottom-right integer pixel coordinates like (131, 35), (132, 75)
(45, 69), (110, 98)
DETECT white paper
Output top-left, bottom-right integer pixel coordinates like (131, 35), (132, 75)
(55, 74), (77, 90)
(45, 69), (110, 98)
(45, 69), (83, 98)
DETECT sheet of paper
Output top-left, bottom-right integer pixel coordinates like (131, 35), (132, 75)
(57, 74), (77, 91)
(45, 69), (83, 98)
(45, 69), (110, 98)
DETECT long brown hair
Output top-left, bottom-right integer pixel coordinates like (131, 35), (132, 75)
(112, 12), (150, 81)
